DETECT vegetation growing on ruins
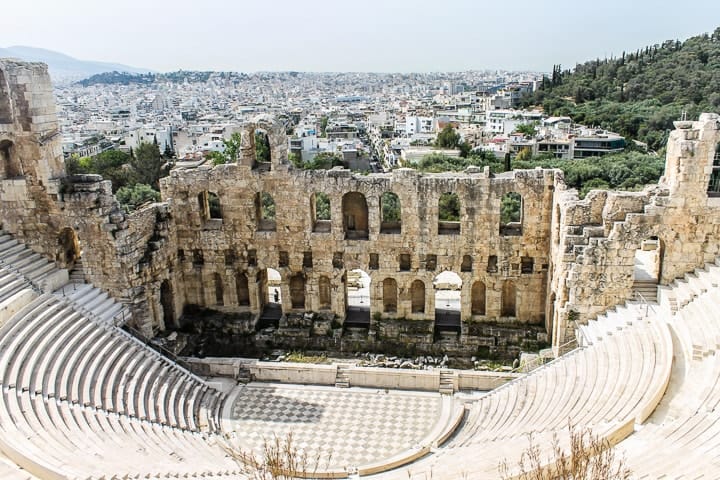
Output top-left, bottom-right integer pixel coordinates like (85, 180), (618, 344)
(525, 27), (720, 151)
(66, 141), (172, 210)
(415, 150), (664, 198)
(208, 132), (242, 165)
(290, 151), (344, 170)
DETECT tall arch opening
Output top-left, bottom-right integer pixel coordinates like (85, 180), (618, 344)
(500, 192), (523, 236)
(0, 140), (21, 179)
(256, 192), (277, 231)
(214, 273), (224, 306)
(633, 236), (663, 302)
(289, 273), (306, 309)
(380, 192), (401, 234)
(160, 279), (175, 326)
(501, 280), (517, 317)
(471, 281), (486, 316)
(236, 272), (250, 306)
(342, 192), (369, 240)
(318, 276), (332, 310)
(433, 271), (462, 340)
(382, 278), (398, 313)
(311, 192), (331, 232)
(58, 227), (81, 270)
(345, 269), (370, 328)
(411, 279), (426, 313)
(438, 192), (461, 235)
(257, 267), (282, 330)
(254, 129), (272, 171)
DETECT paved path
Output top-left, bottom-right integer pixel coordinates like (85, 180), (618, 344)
(223, 383), (443, 470)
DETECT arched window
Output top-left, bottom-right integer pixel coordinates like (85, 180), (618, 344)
(502, 280), (516, 317)
(383, 278), (398, 313)
(289, 274), (305, 309)
(58, 227), (81, 267)
(256, 192), (276, 231)
(312, 192), (331, 232)
(214, 273), (224, 306)
(500, 192), (523, 236)
(236, 272), (250, 306)
(342, 192), (368, 240)
(411, 280), (425, 313)
(255, 129), (271, 167)
(208, 192), (221, 219)
(380, 192), (401, 234)
(471, 281), (486, 316)
(438, 192), (461, 235)
(160, 279), (175, 325)
(0, 140), (21, 179)
(319, 276), (332, 310)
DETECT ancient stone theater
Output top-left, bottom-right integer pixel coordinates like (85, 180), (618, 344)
(2, 59), (720, 478)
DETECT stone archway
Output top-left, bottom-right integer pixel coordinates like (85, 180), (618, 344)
(58, 227), (81, 269)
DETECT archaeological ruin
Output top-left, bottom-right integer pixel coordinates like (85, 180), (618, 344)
(3, 59), (720, 478)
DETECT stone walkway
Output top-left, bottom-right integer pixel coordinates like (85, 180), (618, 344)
(223, 383), (444, 470)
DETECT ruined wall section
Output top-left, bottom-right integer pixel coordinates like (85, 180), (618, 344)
(161, 163), (556, 328)
(549, 114), (720, 347)
(0, 60), (66, 258)
(59, 175), (178, 336)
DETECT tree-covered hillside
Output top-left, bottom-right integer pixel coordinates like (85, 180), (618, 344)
(527, 27), (720, 151)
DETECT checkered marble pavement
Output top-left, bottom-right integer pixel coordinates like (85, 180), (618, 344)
(224, 383), (443, 469)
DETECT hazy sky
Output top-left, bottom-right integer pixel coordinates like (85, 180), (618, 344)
(4, 0), (720, 73)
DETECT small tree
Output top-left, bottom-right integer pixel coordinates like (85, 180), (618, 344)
(435, 125), (461, 149)
(116, 183), (160, 212)
(130, 142), (167, 189)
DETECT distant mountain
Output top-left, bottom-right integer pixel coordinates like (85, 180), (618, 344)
(0, 46), (153, 83)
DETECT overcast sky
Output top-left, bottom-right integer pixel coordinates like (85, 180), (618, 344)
(4, 0), (720, 73)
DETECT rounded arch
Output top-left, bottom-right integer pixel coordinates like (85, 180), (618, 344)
(236, 272), (250, 306)
(501, 280), (517, 317)
(438, 192), (461, 235)
(380, 191), (401, 234)
(342, 192), (369, 240)
(500, 192), (523, 236)
(318, 275), (332, 310)
(58, 227), (81, 268)
(289, 273), (306, 309)
(311, 192), (331, 232)
(345, 269), (371, 327)
(411, 279), (425, 313)
(471, 281), (486, 316)
(160, 279), (175, 326)
(214, 272), (224, 306)
(382, 277), (398, 313)
(256, 192), (277, 231)
(433, 271), (462, 337)
(0, 139), (21, 179)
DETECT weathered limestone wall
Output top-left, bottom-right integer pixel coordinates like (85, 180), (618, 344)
(161, 156), (556, 330)
(549, 114), (720, 346)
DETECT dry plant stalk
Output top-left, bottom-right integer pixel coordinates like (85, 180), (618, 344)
(224, 431), (333, 480)
(498, 423), (631, 480)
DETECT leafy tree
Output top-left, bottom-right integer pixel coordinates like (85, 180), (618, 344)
(302, 151), (344, 170)
(515, 123), (538, 138)
(381, 193), (401, 222)
(435, 125), (461, 149)
(501, 193), (522, 224)
(439, 193), (460, 221)
(116, 183), (160, 212)
(130, 142), (168, 189)
(319, 116), (329, 137)
(261, 192), (276, 220)
(315, 192), (330, 220)
(255, 132), (271, 163)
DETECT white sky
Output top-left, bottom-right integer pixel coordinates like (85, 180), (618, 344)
(4, 0), (720, 72)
